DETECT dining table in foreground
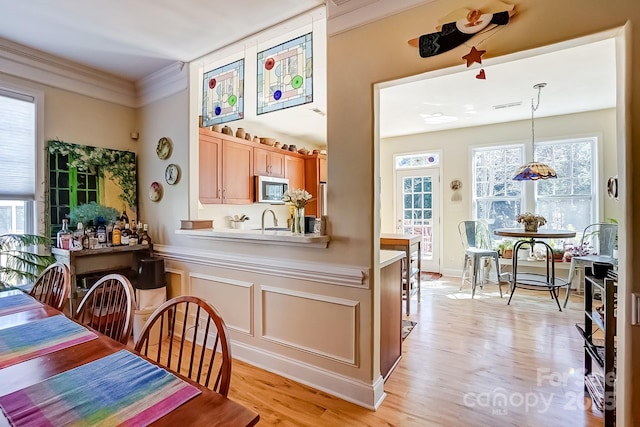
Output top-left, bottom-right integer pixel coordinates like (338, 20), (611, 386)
(0, 291), (260, 427)
(494, 228), (577, 311)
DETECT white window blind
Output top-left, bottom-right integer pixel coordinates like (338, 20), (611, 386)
(0, 89), (35, 200)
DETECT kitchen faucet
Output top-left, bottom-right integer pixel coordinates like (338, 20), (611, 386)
(261, 209), (278, 231)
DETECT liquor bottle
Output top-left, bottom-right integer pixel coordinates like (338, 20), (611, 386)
(57, 219), (72, 250)
(112, 221), (122, 246)
(70, 222), (85, 251)
(86, 220), (98, 249)
(96, 217), (107, 246)
(120, 209), (129, 225)
(106, 221), (113, 247)
(139, 223), (152, 245)
(128, 221), (138, 246)
(121, 222), (131, 246)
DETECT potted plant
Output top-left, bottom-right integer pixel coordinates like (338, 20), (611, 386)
(552, 247), (565, 261)
(0, 234), (56, 290)
(68, 202), (120, 228)
(498, 240), (514, 259)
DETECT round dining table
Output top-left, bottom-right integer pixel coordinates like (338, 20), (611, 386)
(494, 228), (576, 311)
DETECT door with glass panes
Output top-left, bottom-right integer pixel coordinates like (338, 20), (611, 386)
(395, 168), (440, 272)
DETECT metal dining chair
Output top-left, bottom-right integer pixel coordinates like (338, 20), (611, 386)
(458, 220), (508, 298)
(29, 262), (70, 311)
(134, 295), (233, 397)
(563, 222), (618, 307)
(74, 273), (135, 345)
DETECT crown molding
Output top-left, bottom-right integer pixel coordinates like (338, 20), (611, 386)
(0, 37), (137, 107)
(136, 61), (189, 107)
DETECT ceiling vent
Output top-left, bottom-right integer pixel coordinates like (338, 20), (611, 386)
(493, 101), (522, 110)
(330, 0), (352, 5)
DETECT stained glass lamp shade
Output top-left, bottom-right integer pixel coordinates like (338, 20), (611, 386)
(512, 161), (557, 181)
(512, 83), (557, 181)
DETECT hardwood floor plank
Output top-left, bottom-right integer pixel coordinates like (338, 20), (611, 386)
(129, 277), (605, 426)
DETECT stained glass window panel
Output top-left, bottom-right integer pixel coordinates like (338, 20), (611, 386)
(202, 59), (245, 126)
(257, 33), (313, 115)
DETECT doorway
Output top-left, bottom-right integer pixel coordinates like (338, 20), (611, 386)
(395, 167), (440, 272)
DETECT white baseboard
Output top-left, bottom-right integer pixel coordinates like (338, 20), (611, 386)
(232, 340), (385, 410)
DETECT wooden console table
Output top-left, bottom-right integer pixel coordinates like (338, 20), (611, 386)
(380, 233), (422, 316)
(52, 245), (153, 314)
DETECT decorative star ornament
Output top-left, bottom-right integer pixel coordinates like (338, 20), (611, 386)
(462, 46), (486, 67)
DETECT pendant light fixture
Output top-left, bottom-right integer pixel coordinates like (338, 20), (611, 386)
(512, 83), (557, 181)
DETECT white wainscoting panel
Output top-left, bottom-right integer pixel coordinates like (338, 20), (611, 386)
(189, 273), (254, 336)
(261, 286), (359, 365)
(164, 268), (186, 299)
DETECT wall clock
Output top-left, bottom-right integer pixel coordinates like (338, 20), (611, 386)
(156, 137), (172, 160)
(165, 163), (180, 185)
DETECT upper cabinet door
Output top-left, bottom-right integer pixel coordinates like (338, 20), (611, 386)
(285, 155), (305, 190)
(222, 139), (253, 204)
(254, 147), (285, 178)
(199, 131), (222, 204)
(319, 157), (327, 182)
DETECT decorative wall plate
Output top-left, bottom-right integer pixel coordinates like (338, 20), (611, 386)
(165, 163), (180, 185)
(156, 137), (172, 160)
(149, 181), (163, 202)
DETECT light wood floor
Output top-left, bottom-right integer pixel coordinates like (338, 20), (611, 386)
(128, 277), (605, 426)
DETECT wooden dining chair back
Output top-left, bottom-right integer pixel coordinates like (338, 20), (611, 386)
(29, 262), (70, 311)
(74, 273), (134, 345)
(134, 295), (233, 396)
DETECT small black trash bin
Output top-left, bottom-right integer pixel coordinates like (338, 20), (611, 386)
(134, 257), (167, 345)
(137, 257), (166, 289)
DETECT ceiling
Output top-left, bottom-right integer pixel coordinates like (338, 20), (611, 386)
(380, 38), (617, 139)
(0, 1), (617, 144)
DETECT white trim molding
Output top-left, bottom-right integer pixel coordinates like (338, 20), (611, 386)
(232, 339), (385, 410)
(0, 37), (137, 106)
(154, 244), (369, 288)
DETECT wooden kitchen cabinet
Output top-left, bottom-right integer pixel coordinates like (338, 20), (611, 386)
(254, 146), (285, 178)
(304, 154), (327, 217)
(199, 131), (222, 203)
(199, 128), (253, 204)
(285, 155), (305, 190)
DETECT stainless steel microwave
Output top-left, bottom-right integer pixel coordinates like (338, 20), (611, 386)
(255, 176), (289, 204)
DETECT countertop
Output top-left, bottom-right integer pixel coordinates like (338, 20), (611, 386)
(175, 228), (330, 248)
(380, 250), (405, 268)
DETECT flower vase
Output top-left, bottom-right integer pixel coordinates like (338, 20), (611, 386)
(524, 222), (538, 232)
(291, 206), (305, 235)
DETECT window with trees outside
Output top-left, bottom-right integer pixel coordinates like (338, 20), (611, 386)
(472, 145), (524, 234)
(473, 138), (596, 235)
(0, 88), (36, 235)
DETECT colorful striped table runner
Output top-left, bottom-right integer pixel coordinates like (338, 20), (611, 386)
(0, 315), (97, 368)
(0, 349), (202, 426)
(0, 292), (42, 317)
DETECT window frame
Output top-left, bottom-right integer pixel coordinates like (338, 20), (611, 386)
(472, 137), (598, 232)
(0, 81), (44, 236)
(534, 136), (598, 230)
(471, 143), (525, 231)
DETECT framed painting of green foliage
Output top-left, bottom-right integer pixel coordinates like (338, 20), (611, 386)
(47, 139), (137, 239)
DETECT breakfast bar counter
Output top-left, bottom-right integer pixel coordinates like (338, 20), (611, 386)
(176, 228), (330, 248)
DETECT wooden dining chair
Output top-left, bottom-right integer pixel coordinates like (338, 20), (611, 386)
(29, 262), (71, 310)
(134, 295), (233, 396)
(74, 273), (135, 345)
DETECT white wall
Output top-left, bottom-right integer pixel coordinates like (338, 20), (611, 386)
(380, 109), (618, 275)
